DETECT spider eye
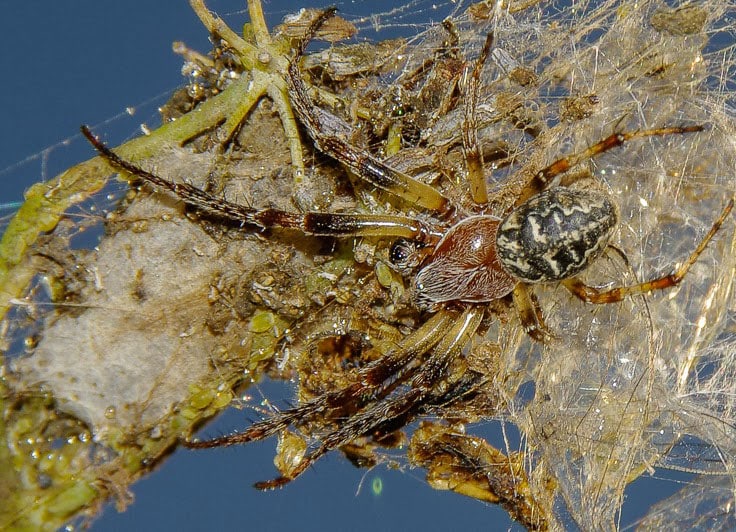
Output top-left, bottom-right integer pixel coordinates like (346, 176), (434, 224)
(389, 238), (412, 263)
(389, 238), (420, 273)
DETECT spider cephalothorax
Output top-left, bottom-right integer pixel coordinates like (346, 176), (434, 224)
(82, 7), (732, 495)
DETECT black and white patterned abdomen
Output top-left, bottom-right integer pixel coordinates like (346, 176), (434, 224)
(497, 187), (618, 283)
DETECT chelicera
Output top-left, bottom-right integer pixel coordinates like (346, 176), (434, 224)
(81, 8), (733, 489)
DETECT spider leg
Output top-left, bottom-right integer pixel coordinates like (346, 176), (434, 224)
(517, 125), (704, 205)
(462, 33), (494, 207)
(562, 198), (733, 304)
(184, 311), (454, 448)
(254, 306), (484, 490)
(512, 284), (554, 342)
(285, 9), (453, 215)
(81, 126), (442, 243)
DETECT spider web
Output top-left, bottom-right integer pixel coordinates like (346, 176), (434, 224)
(2, 0), (736, 529)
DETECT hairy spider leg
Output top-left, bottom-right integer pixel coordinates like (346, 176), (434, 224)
(254, 306), (484, 490)
(184, 311), (453, 447)
(562, 198), (734, 303)
(462, 33), (494, 206)
(81, 126), (442, 243)
(516, 125), (705, 206)
(285, 8), (454, 215)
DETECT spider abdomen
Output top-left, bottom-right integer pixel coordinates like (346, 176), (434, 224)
(413, 216), (517, 309)
(497, 187), (617, 283)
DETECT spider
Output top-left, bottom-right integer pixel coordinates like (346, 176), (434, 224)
(81, 8), (733, 490)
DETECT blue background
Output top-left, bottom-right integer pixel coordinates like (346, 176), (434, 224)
(0, 1), (686, 530)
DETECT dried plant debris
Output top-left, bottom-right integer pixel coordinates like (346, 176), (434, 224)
(2, 0), (736, 529)
(276, 8), (357, 42)
(409, 422), (549, 530)
(651, 4), (708, 36)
